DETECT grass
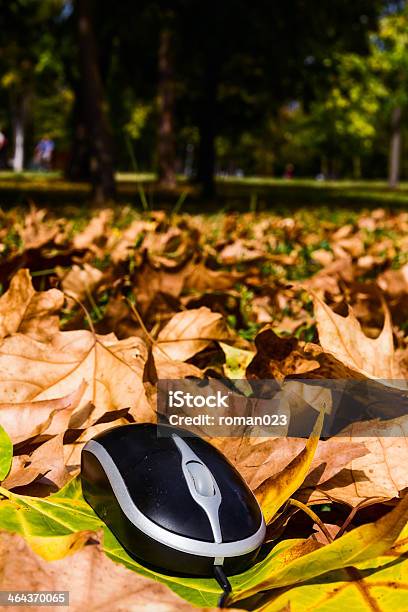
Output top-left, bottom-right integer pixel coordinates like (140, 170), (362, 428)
(0, 171), (408, 211)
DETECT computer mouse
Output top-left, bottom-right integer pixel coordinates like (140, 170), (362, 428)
(81, 423), (266, 580)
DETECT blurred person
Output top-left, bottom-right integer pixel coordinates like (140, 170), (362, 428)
(34, 135), (55, 170)
(0, 129), (8, 169)
(283, 163), (294, 179)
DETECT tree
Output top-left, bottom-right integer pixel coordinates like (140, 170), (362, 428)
(290, 52), (386, 179)
(68, 0), (116, 202)
(372, 4), (408, 187)
(157, 10), (177, 189)
(0, 1), (62, 171)
(175, 0), (381, 195)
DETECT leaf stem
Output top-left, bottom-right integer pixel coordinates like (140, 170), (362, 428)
(288, 498), (333, 543)
(0, 485), (11, 499)
(126, 298), (173, 362)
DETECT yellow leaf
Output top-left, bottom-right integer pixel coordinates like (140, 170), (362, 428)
(233, 492), (408, 603)
(28, 530), (95, 561)
(256, 410), (324, 523)
(220, 342), (255, 378)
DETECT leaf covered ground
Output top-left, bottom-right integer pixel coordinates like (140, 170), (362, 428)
(0, 203), (407, 611)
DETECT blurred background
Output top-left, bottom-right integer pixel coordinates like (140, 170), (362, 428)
(0, 0), (408, 204)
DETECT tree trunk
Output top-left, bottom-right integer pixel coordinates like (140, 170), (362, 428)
(196, 57), (218, 199)
(12, 93), (27, 172)
(389, 106), (402, 189)
(352, 155), (361, 180)
(157, 20), (176, 189)
(66, 89), (92, 182)
(75, 0), (116, 202)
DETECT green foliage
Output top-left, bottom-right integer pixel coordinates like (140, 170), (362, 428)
(0, 426), (12, 481)
(0, 457), (407, 609)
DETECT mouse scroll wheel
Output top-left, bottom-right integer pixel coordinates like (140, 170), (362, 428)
(185, 460), (215, 497)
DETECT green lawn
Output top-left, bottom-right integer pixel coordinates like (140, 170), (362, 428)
(0, 171), (407, 210)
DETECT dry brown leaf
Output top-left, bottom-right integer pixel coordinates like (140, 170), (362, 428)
(219, 240), (264, 264)
(0, 533), (217, 612)
(59, 264), (103, 302)
(133, 261), (188, 311)
(183, 261), (239, 292)
(155, 307), (230, 362)
(0, 383), (87, 444)
(3, 434), (68, 489)
(311, 291), (404, 382)
(377, 263), (408, 298)
(215, 434), (367, 495)
(153, 353), (203, 379)
(0, 269), (64, 343)
(246, 329), (320, 383)
(19, 287), (64, 342)
(72, 209), (113, 250)
(306, 415), (408, 506)
(311, 248), (334, 267)
(304, 257), (353, 296)
(0, 331), (152, 422)
(0, 269), (35, 339)
(16, 208), (58, 250)
(63, 415), (135, 470)
(108, 219), (156, 263)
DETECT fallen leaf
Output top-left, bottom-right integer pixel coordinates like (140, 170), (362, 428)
(0, 425), (12, 480)
(220, 342), (255, 379)
(311, 291), (405, 383)
(231, 435), (368, 493)
(0, 268), (64, 343)
(254, 547), (408, 611)
(255, 411), (324, 523)
(0, 533), (219, 612)
(72, 209), (113, 250)
(247, 329), (320, 383)
(59, 263), (103, 302)
(16, 207), (58, 250)
(307, 415), (408, 506)
(155, 307), (230, 362)
(3, 434), (68, 490)
(19, 286), (64, 342)
(0, 331), (151, 422)
(0, 269), (34, 340)
(0, 383), (86, 444)
(232, 492), (408, 602)
(219, 240), (265, 264)
(377, 263), (408, 298)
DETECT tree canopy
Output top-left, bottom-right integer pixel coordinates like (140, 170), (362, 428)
(1, 0), (408, 195)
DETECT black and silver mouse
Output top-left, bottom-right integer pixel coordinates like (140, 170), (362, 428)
(81, 423), (265, 590)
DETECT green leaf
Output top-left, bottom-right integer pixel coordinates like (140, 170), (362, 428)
(219, 342), (255, 378)
(0, 475), (407, 611)
(256, 410), (324, 523)
(0, 425), (12, 480)
(0, 481), (102, 560)
(0, 477), (306, 606)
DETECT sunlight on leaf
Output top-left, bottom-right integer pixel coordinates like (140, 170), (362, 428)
(0, 426), (12, 480)
(255, 410), (324, 524)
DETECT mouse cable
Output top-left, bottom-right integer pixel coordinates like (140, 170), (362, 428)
(213, 564), (232, 608)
